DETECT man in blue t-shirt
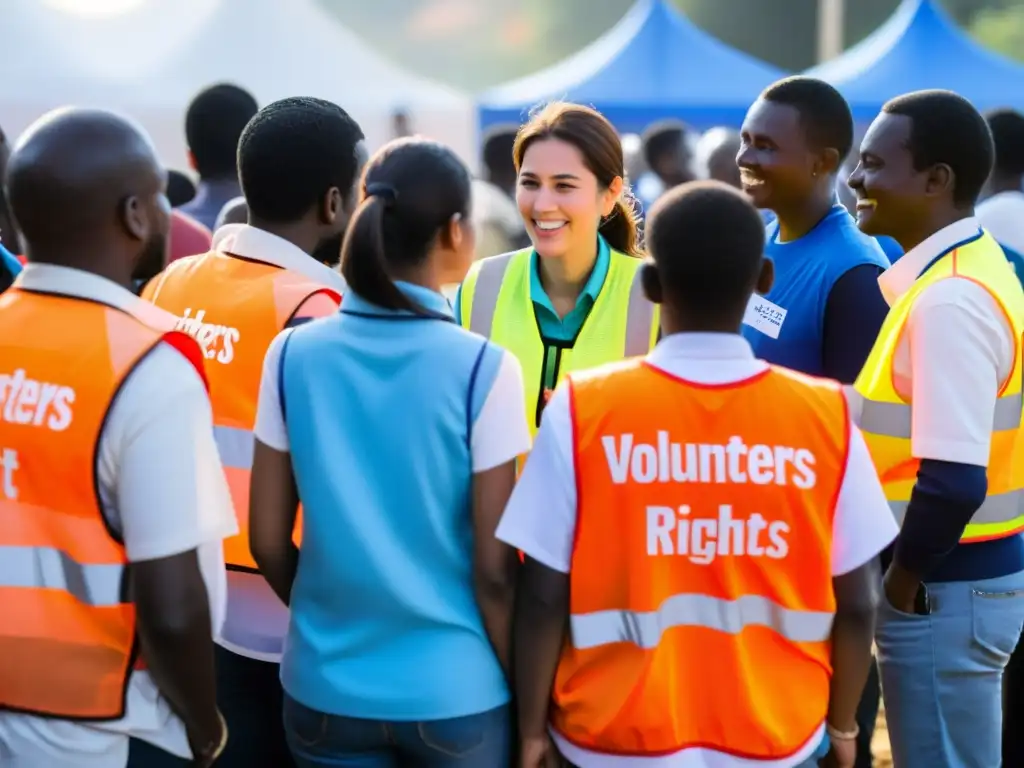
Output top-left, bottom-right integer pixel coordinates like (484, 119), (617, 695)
(738, 76), (889, 767)
(738, 77), (890, 381)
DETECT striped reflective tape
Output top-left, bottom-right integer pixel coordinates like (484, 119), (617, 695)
(890, 488), (1024, 526)
(214, 425), (254, 470)
(570, 592), (834, 651)
(857, 393), (1022, 439)
(0, 545), (124, 607)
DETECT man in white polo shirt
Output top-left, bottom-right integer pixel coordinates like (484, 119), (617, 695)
(139, 97), (364, 768)
(0, 109), (235, 768)
(849, 89), (1024, 768)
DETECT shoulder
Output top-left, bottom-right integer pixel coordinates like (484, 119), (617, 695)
(768, 364), (843, 394)
(108, 339), (210, 431)
(822, 213), (890, 270)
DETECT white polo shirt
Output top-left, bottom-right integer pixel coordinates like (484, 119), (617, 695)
(496, 332), (898, 768)
(204, 225), (347, 663)
(846, 217), (1014, 467)
(0, 264), (236, 768)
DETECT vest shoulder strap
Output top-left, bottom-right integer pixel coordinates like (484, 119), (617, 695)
(466, 249), (529, 337)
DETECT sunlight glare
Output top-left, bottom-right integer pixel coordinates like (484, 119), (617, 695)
(42, 0), (147, 18)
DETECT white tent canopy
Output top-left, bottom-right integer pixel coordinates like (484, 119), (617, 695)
(0, 0), (476, 172)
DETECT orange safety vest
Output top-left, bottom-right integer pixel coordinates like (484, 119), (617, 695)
(553, 359), (846, 759)
(143, 251), (340, 571)
(0, 287), (205, 720)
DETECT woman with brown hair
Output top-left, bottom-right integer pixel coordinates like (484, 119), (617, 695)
(456, 102), (659, 435)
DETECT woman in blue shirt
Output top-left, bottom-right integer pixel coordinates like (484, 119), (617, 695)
(249, 138), (530, 767)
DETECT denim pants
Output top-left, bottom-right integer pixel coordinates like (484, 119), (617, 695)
(877, 570), (1024, 768)
(282, 695), (511, 767)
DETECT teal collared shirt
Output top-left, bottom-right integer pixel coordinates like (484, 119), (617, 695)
(455, 237), (611, 341)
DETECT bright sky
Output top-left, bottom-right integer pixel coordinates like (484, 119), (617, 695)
(42, 0), (147, 17)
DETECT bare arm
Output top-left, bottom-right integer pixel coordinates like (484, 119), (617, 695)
(249, 439), (301, 606)
(828, 557), (881, 733)
(132, 550), (222, 763)
(472, 459), (520, 676)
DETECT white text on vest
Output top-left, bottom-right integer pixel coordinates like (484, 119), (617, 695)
(647, 504), (789, 564)
(175, 309), (240, 364)
(0, 369), (75, 431)
(602, 432), (817, 488)
(1, 448), (19, 500)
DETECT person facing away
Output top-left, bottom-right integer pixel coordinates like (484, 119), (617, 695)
(847, 89), (1024, 768)
(0, 107), (236, 768)
(695, 126), (742, 189)
(137, 97), (364, 768)
(738, 76), (891, 383)
(456, 102), (659, 439)
(977, 107), (1024, 285)
(248, 137), (529, 767)
(178, 83), (258, 231)
(497, 180), (897, 768)
(634, 120), (696, 211)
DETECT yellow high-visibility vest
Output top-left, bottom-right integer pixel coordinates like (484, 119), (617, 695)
(853, 230), (1024, 542)
(459, 247), (659, 435)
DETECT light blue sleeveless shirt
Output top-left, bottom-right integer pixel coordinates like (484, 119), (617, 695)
(278, 282), (509, 721)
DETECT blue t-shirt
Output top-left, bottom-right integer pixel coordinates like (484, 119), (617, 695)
(0, 243), (21, 290)
(278, 282), (509, 721)
(743, 204), (890, 376)
(875, 235), (903, 264)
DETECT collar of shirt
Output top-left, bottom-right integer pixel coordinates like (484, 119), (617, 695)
(223, 225), (346, 293)
(649, 332), (756, 365)
(342, 280), (454, 319)
(14, 262), (179, 326)
(529, 236), (610, 317)
(878, 217), (982, 306)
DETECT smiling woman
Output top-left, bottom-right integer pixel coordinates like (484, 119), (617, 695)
(456, 101), (660, 440)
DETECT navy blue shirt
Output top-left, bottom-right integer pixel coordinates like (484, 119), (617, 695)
(743, 204), (890, 381)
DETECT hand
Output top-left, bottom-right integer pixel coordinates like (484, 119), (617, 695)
(188, 711), (227, 767)
(883, 564), (920, 614)
(520, 735), (564, 768)
(819, 736), (856, 768)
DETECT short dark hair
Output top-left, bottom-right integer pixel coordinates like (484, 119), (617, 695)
(166, 169), (196, 208)
(646, 180), (766, 315)
(984, 108), (1024, 177)
(342, 137), (471, 315)
(185, 83), (258, 179)
(883, 90), (994, 208)
(761, 76), (854, 163)
(642, 120), (687, 167)
(481, 127), (517, 176)
(238, 97), (364, 223)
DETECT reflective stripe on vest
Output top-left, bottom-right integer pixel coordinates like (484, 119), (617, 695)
(466, 249), (655, 358)
(852, 231), (1024, 543)
(0, 289), (202, 720)
(145, 251), (338, 570)
(571, 592), (834, 651)
(460, 248), (659, 439)
(553, 361), (843, 759)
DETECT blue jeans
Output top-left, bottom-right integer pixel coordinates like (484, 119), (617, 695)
(877, 570), (1024, 768)
(282, 695), (511, 767)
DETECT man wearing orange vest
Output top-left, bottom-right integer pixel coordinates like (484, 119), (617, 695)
(497, 181), (898, 768)
(848, 90), (1024, 768)
(139, 97), (365, 768)
(0, 109), (236, 767)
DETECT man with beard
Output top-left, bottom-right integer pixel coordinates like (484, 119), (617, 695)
(139, 97), (363, 768)
(0, 108), (233, 767)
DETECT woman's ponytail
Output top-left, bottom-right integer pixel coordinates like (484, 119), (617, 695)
(598, 196), (643, 257)
(340, 191), (417, 313)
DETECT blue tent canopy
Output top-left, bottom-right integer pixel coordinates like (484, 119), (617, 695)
(477, 0), (786, 133)
(804, 0), (1024, 121)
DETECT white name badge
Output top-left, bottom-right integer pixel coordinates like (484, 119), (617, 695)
(743, 295), (787, 339)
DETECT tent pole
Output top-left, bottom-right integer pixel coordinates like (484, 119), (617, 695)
(816, 0), (845, 63)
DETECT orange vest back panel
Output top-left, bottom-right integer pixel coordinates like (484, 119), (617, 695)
(144, 252), (338, 570)
(553, 360), (847, 759)
(0, 288), (198, 719)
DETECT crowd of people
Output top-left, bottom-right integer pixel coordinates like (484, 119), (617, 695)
(1, 71), (1024, 768)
